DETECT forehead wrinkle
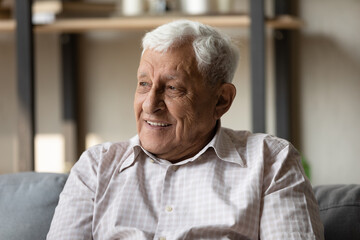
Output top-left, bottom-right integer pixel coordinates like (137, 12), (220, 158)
(138, 58), (155, 79)
(172, 61), (193, 80)
(139, 47), (200, 84)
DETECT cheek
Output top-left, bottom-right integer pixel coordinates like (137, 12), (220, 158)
(168, 99), (198, 128)
(134, 94), (144, 115)
(184, 97), (216, 127)
(134, 104), (144, 127)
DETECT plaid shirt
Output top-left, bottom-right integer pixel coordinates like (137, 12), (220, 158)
(47, 127), (324, 240)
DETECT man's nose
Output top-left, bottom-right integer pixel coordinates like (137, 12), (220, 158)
(142, 88), (165, 114)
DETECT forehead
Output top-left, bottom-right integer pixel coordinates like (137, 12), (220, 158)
(138, 45), (200, 78)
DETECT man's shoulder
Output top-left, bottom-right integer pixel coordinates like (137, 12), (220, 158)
(85, 139), (136, 157)
(221, 127), (291, 156)
(73, 138), (138, 176)
(222, 127), (288, 142)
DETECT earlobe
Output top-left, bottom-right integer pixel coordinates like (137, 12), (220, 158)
(214, 83), (236, 120)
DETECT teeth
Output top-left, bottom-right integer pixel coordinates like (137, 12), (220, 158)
(146, 121), (170, 127)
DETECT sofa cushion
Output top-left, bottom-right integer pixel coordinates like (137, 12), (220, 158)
(0, 172), (68, 240)
(313, 184), (360, 240)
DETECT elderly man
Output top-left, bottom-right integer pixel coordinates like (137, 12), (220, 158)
(47, 20), (324, 239)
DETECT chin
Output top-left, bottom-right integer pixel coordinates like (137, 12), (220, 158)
(140, 137), (164, 154)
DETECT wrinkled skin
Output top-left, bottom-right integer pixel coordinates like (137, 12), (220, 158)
(134, 44), (236, 162)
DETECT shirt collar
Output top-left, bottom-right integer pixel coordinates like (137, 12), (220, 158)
(118, 135), (142, 173)
(207, 122), (246, 167)
(119, 122), (246, 172)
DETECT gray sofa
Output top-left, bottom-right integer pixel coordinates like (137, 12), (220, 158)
(0, 172), (359, 240)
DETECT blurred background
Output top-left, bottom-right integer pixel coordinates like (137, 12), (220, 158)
(0, 0), (359, 185)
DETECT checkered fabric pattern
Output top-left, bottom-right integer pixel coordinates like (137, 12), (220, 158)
(47, 127), (324, 240)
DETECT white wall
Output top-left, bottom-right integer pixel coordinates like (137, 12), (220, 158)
(297, 0), (360, 185)
(80, 32), (143, 145)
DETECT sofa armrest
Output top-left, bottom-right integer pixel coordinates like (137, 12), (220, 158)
(0, 172), (68, 240)
(313, 184), (360, 240)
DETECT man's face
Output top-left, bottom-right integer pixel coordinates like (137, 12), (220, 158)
(134, 45), (219, 162)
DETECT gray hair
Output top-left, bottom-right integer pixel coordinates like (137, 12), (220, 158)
(142, 19), (239, 85)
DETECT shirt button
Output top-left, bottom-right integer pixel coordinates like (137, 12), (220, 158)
(165, 206), (173, 212)
(159, 237), (166, 240)
(149, 159), (155, 163)
(172, 165), (179, 171)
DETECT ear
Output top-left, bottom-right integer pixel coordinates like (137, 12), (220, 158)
(214, 83), (236, 120)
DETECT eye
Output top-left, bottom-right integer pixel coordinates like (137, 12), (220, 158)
(139, 82), (149, 87)
(137, 81), (151, 93)
(168, 85), (176, 90)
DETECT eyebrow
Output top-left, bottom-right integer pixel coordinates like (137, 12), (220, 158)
(164, 75), (177, 80)
(137, 72), (148, 78)
(137, 72), (179, 80)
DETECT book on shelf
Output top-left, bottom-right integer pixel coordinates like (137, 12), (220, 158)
(0, 9), (10, 19)
(0, 0), (11, 19)
(32, 0), (116, 24)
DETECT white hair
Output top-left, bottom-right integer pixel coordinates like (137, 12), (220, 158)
(142, 19), (240, 85)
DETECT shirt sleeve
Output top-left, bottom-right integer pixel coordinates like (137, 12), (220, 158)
(47, 148), (99, 240)
(260, 142), (324, 240)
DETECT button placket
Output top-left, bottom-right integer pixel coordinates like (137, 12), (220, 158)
(165, 205), (173, 212)
(156, 164), (177, 237)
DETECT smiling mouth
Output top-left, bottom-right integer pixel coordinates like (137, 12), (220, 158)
(146, 120), (171, 127)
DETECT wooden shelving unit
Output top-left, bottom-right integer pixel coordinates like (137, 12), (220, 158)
(0, 15), (302, 33)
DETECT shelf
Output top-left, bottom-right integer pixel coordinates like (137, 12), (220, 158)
(33, 1), (115, 15)
(0, 15), (303, 33)
(0, 19), (14, 32)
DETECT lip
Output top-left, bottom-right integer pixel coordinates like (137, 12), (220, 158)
(145, 120), (172, 127)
